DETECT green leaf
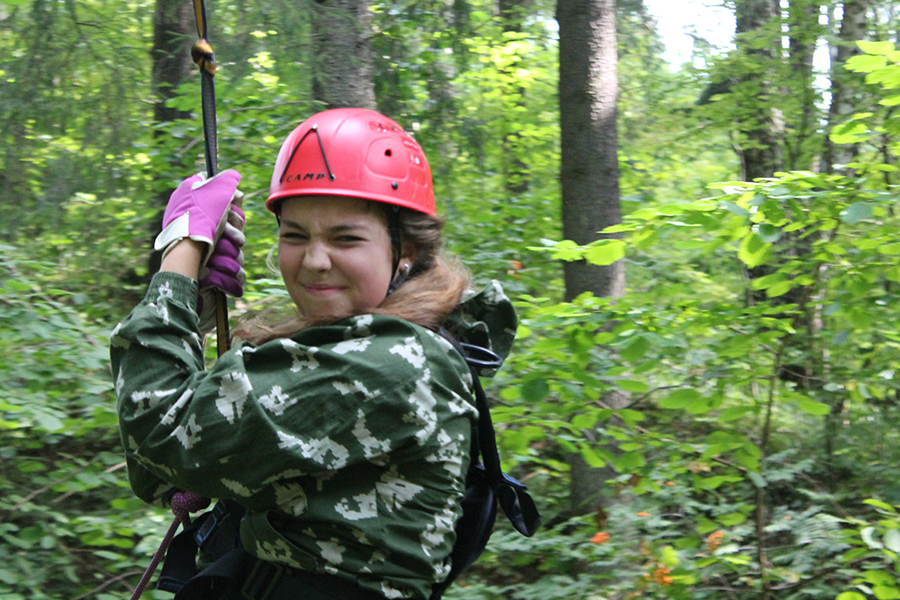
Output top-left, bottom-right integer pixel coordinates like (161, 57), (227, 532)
(864, 499), (897, 512)
(865, 570), (897, 586)
(873, 585), (900, 600)
(697, 475), (742, 490)
(767, 280), (794, 298)
(840, 202), (873, 224)
(846, 54), (889, 73)
(616, 409), (646, 425)
(579, 444), (607, 468)
(659, 388), (708, 413)
(863, 527), (884, 549)
(757, 223), (781, 243)
(738, 232), (770, 268)
(796, 397), (831, 416)
(583, 239), (626, 266)
(884, 529), (900, 553)
(660, 545), (680, 568)
(618, 379), (649, 393)
(620, 337), (650, 363)
(836, 593), (867, 600)
(719, 406), (754, 421)
(615, 451), (646, 471)
(747, 471), (767, 488)
(857, 40), (896, 55)
(830, 121), (869, 144)
(719, 512), (747, 526)
(572, 412), (599, 430)
(842, 548), (870, 562)
(521, 378), (549, 403)
(720, 201), (750, 217)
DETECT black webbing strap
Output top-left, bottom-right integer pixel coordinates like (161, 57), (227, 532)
(439, 328), (541, 538)
(191, 0), (217, 179)
(190, 0), (229, 356)
(428, 330), (540, 600)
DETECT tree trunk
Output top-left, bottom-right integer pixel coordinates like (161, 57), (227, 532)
(734, 0), (785, 181)
(0, 0), (61, 238)
(310, 0), (376, 110)
(822, 0), (870, 174)
(152, 0), (195, 125)
(499, 0), (531, 196)
(786, 0), (824, 170)
(557, 0), (624, 303)
(557, 0), (624, 518)
(145, 0), (195, 280)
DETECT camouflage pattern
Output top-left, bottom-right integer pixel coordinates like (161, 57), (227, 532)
(444, 281), (517, 377)
(110, 272), (515, 599)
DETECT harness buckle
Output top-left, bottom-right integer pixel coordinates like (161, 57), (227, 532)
(193, 510), (218, 548)
(241, 559), (284, 600)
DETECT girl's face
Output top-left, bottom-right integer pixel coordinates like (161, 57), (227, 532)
(278, 195), (401, 319)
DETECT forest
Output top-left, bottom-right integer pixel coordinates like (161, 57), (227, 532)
(2, 0), (900, 598)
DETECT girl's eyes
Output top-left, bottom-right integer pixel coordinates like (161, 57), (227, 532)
(279, 232), (365, 244)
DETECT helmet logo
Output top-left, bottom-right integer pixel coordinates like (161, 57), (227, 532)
(285, 172), (330, 183)
(278, 123), (336, 184)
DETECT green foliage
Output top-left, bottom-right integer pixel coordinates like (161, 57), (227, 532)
(4, 1), (900, 599)
(0, 245), (171, 599)
(475, 158), (900, 596)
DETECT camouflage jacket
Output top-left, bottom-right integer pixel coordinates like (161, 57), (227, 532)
(110, 272), (516, 599)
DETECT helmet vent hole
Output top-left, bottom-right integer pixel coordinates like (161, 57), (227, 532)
(385, 149), (392, 157)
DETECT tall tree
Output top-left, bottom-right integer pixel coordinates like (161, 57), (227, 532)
(499, 0), (531, 196)
(310, 0), (376, 110)
(557, 0), (623, 303)
(151, 0), (195, 125)
(821, 0), (872, 472)
(786, 0), (825, 170)
(556, 0), (624, 516)
(734, 0), (784, 181)
(822, 0), (870, 174)
(146, 0), (197, 279)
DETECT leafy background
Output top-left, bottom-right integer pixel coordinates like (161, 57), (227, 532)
(2, 1), (900, 599)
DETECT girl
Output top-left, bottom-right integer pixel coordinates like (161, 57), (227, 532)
(111, 108), (516, 600)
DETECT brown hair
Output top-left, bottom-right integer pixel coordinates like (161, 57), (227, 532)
(233, 207), (471, 345)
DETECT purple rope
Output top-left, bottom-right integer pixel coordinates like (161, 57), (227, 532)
(129, 492), (210, 600)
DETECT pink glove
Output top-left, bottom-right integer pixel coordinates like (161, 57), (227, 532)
(197, 205), (246, 334)
(200, 206), (246, 296)
(154, 170), (243, 265)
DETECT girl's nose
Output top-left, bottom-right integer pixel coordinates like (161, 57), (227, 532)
(302, 241), (331, 271)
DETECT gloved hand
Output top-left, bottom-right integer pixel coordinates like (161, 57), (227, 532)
(154, 169), (243, 265)
(197, 204), (246, 333)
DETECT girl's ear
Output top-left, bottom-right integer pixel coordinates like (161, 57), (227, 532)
(399, 241), (418, 270)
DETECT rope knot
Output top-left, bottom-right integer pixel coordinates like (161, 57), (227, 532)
(191, 39), (216, 75)
(171, 491), (211, 521)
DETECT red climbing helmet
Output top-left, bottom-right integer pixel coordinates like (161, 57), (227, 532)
(267, 108), (436, 215)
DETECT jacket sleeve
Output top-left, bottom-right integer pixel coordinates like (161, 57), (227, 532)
(110, 272), (475, 511)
